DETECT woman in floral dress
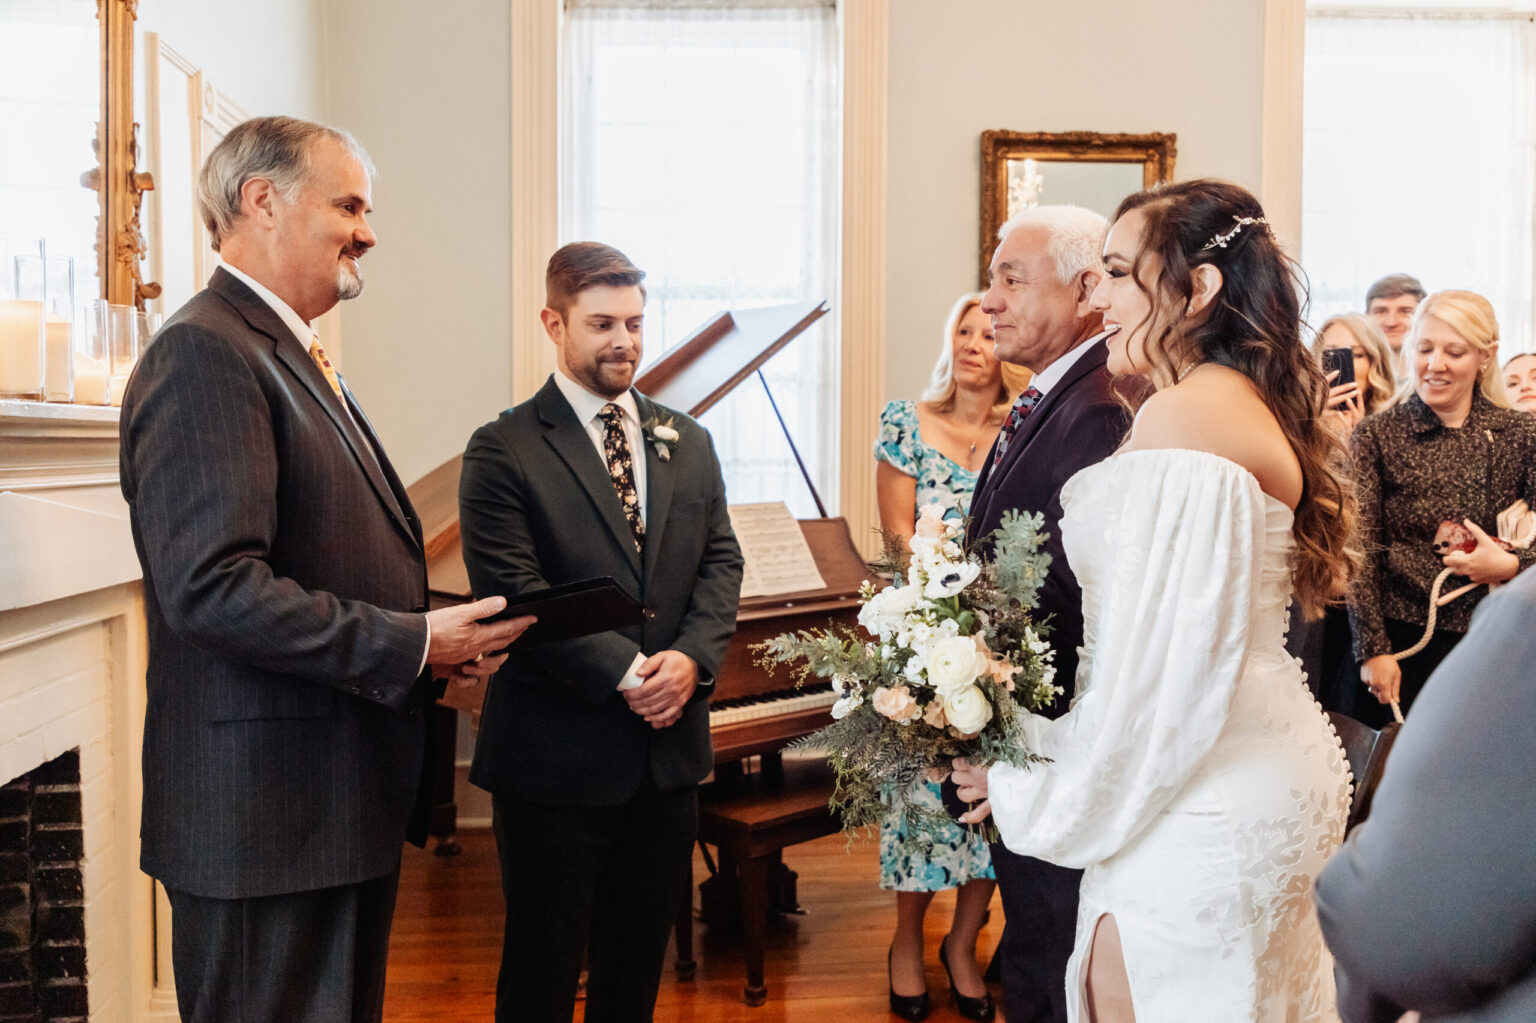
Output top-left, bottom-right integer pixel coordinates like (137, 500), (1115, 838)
(874, 292), (1030, 1021)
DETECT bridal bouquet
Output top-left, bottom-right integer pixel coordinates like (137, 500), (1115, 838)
(755, 505), (1060, 841)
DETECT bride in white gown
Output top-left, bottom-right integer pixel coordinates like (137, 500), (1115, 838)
(953, 180), (1357, 1023)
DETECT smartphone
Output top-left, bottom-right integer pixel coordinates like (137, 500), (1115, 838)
(1321, 347), (1355, 402)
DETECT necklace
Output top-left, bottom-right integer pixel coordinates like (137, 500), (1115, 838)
(958, 414), (997, 463)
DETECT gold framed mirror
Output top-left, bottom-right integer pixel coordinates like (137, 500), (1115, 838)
(0, 0), (157, 309)
(979, 130), (1176, 287)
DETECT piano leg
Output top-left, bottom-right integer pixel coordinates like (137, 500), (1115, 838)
(674, 852), (697, 982)
(739, 852), (770, 1006)
(428, 704), (460, 856)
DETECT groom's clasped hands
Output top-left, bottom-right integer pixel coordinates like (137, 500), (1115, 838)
(624, 650), (700, 729)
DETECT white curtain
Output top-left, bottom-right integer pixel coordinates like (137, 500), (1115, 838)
(562, 0), (840, 515)
(1302, 11), (1536, 355)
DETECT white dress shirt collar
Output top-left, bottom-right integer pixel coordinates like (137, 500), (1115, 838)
(1028, 330), (1108, 397)
(552, 367), (640, 427)
(221, 262), (316, 350)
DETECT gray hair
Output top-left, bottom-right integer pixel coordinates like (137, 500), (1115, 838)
(198, 116), (376, 252)
(996, 205), (1108, 285)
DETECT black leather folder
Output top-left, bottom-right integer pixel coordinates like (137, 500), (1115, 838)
(479, 576), (645, 647)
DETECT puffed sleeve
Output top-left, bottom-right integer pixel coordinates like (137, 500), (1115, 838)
(874, 399), (919, 478)
(987, 451), (1267, 868)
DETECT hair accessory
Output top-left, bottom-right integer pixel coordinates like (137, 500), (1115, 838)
(1200, 215), (1268, 252)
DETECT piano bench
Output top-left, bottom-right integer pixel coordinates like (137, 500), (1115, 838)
(677, 755), (839, 1006)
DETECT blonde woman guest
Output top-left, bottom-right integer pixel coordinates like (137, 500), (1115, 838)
(1346, 291), (1536, 729)
(873, 293), (1028, 1022)
(1504, 351), (1536, 414)
(1314, 313), (1399, 437)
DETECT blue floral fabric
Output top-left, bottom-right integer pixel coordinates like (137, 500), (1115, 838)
(873, 399), (979, 528)
(872, 399), (994, 890)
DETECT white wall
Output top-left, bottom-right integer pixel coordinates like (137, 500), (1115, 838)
(135, 0), (326, 121)
(885, 0), (1267, 403)
(322, 0), (515, 486)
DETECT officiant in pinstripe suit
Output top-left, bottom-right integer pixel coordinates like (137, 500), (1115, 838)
(119, 116), (533, 1023)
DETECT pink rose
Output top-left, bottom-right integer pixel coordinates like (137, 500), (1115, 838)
(871, 685), (922, 724)
(914, 504), (947, 540)
(923, 701), (948, 729)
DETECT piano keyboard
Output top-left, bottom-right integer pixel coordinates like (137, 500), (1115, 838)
(709, 686), (837, 727)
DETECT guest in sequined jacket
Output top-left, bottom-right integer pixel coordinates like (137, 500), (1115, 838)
(1344, 290), (1536, 728)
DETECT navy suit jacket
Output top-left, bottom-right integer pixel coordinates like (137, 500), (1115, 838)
(120, 268), (435, 900)
(965, 339), (1141, 713)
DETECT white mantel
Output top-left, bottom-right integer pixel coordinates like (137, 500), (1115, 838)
(0, 401), (175, 1021)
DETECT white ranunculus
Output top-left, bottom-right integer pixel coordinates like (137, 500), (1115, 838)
(925, 634), (986, 695)
(858, 581), (923, 640)
(654, 424), (680, 443)
(944, 685), (993, 736)
(922, 560), (980, 600)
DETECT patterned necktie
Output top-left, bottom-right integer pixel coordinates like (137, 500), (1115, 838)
(308, 337), (343, 398)
(599, 403), (645, 552)
(993, 386), (1044, 467)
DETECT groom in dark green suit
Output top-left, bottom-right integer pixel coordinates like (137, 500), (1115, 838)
(459, 242), (744, 1023)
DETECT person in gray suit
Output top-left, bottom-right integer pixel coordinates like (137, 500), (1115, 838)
(458, 241), (744, 1023)
(1315, 565), (1536, 1022)
(119, 116), (532, 1023)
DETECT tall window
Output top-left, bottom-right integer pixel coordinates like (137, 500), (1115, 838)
(1302, 6), (1536, 354)
(562, 0), (840, 515)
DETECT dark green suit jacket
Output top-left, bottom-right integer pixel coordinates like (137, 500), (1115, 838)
(459, 376), (743, 805)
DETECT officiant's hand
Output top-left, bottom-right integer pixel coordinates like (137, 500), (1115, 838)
(425, 597), (536, 687)
(951, 757), (993, 824)
(624, 650), (698, 728)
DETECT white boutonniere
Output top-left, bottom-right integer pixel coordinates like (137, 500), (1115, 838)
(641, 412), (681, 461)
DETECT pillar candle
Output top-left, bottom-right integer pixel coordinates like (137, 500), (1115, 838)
(73, 355), (110, 406)
(0, 300), (45, 398)
(45, 316), (73, 402)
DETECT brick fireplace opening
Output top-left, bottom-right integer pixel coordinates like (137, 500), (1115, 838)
(0, 749), (87, 1023)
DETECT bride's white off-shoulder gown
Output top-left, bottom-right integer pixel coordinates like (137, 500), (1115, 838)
(989, 449), (1350, 1022)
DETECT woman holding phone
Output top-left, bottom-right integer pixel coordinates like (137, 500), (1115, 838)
(1314, 313), (1399, 437)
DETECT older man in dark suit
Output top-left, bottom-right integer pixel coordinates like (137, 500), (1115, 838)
(958, 206), (1141, 1023)
(458, 241), (744, 1023)
(119, 116), (531, 1023)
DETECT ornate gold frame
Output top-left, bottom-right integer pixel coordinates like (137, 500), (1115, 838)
(94, 0), (161, 309)
(978, 130), (1177, 287)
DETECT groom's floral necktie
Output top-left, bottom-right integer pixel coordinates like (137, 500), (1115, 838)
(599, 403), (645, 552)
(993, 386), (1044, 467)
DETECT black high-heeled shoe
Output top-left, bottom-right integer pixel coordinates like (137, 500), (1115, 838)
(939, 934), (996, 1022)
(887, 946), (931, 1021)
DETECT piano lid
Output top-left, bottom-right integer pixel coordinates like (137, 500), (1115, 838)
(633, 300), (829, 418)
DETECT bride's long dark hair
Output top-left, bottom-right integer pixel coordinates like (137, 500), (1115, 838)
(1112, 179), (1357, 619)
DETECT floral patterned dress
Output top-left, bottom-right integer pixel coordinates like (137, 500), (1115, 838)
(873, 399), (995, 890)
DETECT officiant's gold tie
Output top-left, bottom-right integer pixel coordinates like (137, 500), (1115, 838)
(599, 403), (645, 553)
(308, 337), (344, 399)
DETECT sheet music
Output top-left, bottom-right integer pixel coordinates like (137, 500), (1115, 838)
(729, 502), (827, 598)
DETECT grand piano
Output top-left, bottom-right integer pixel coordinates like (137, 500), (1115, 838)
(407, 300), (870, 1004)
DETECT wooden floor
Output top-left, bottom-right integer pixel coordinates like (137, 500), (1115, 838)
(385, 827), (1003, 1021)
